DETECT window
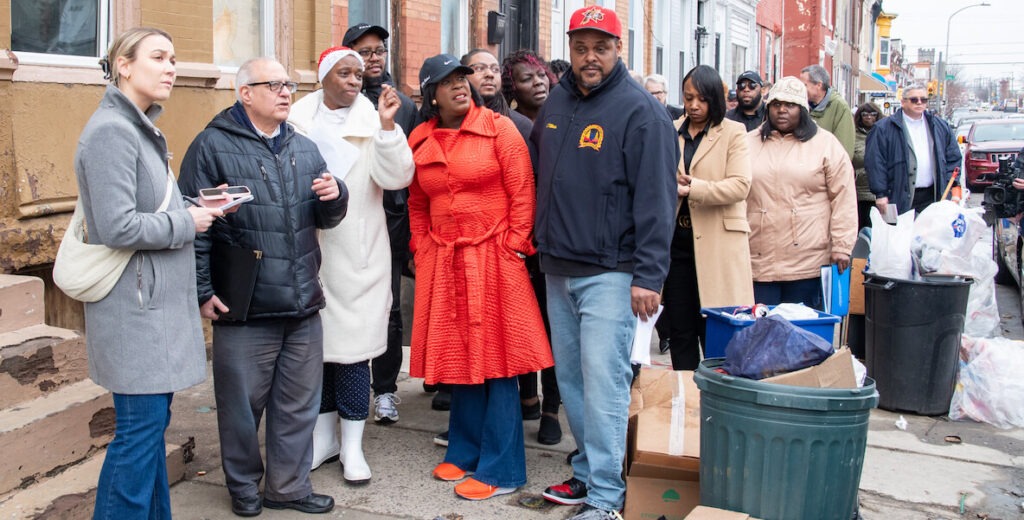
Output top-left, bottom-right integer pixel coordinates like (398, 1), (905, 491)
(349, 0), (388, 27)
(656, 46), (663, 75)
(11, 0), (109, 64)
(440, 0), (468, 57)
(732, 45), (745, 81)
(213, 0), (275, 68)
(879, 37), (890, 68)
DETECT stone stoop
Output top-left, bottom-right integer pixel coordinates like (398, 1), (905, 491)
(0, 443), (187, 520)
(0, 325), (88, 410)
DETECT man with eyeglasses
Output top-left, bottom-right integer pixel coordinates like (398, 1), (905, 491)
(342, 23), (420, 426)
(725, 70), (767, 132)
(800, 64), (855, 158)
(179, 57), (348, 517)
(643, 74), (685, 120)
(865, 83), (961, 216)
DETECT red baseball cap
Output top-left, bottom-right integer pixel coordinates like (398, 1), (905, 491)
(567, 6), (622, 39)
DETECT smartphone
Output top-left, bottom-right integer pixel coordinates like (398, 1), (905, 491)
(200, 186), (251, 200)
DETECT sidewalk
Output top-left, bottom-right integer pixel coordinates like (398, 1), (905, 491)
(166, 305), (1024, 520)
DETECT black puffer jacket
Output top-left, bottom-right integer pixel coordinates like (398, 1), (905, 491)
(178, 107), (348, 320)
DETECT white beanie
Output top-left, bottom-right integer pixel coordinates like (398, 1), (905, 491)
(317, 46), (364, 83)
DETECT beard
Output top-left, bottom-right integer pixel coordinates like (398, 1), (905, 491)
(739, 93), (762, 111)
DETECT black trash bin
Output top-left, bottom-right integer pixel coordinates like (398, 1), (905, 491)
(863, 273), (972, 415)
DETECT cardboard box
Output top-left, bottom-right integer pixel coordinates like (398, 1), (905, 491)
(685, 505), (761, 519)
(625, 368), (703, 520)
(849, 258), (867, 315)
(761, 348), (857, 389)
(623, 476), (700, 520)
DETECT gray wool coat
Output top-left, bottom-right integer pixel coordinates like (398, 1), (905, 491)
(74, 85), (206, 394)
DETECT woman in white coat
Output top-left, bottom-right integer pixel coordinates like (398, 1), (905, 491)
(289, 46), (414, 484)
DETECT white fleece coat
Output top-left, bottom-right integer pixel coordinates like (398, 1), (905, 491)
(289, 91), (415, 363)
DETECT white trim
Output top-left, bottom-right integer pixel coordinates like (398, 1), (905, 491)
(12, 0), (110, 65)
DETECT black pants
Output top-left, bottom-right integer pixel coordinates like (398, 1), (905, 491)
(371, 255), (404, 396)
(911, 187), (936, 216)
(517, 254), (560, 412)
(857, 200), (874, 231)
(661, 226), (705, 371)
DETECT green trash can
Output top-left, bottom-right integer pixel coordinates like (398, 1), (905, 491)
(694, 359), (878, 520)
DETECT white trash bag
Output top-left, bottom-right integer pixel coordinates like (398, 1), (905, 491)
(950, 335), (1024, 429)
(912, 201), (986, 275)
(868, 206), (915, 279)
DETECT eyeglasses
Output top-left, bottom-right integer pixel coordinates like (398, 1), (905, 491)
(861, 112), (878, 118)
(357, 47), (388, 59)
(248, 80), (298, 94)
(469, 63), (501, 75)
(648, 90), (666, 96)
(905, 97), (929, 104)
(737, 81), (760, 91)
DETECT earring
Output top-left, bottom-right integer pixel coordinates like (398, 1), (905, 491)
(431, 99), (437, 106)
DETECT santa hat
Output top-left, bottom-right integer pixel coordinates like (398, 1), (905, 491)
(317, 46), (364, 83)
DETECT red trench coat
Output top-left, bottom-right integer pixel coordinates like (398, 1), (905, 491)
(407, 104), (553, 385)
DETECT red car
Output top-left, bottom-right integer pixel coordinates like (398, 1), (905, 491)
(964, 119), (1024, 189)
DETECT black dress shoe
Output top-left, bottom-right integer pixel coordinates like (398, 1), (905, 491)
(231, 495), (262, 517)
(263, 493), (334, 514)
(659, 338), (671, 354)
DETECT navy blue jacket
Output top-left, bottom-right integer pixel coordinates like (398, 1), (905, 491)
(530, 60), (680, 292)
(865, 109), (962, 213)
(179, 108), (348, 320)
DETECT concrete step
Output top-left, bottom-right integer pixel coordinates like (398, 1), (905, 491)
(0, 275), (45, 335)
(0, 324), (87, 409)
(0, 380), (114, 496)
(0, 443), (188, 519)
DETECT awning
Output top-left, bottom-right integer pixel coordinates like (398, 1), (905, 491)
(859, 71), (891, 92)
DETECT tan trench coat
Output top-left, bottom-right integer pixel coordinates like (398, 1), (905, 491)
(675, 117), (755, 307)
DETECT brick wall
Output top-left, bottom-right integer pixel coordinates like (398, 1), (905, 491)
(293, 0), (331, 71)
(0, 1), (10, 49)
(757, 0), (783, 33)
(141, 0), (213, 63)
(537, 0), (551, 61)
(397, 0), (442, 96)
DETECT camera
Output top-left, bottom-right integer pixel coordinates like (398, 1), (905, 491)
(982, 154), (1024, 224)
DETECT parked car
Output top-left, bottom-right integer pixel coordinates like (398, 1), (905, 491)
(955, 111), (1001, 131)
(993, 216), (1024, 323)
(964, 119), (1024, 189)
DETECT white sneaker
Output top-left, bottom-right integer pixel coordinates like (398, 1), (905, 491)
(373, 393), (401, 424)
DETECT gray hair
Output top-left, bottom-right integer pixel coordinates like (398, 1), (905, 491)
(644, 74), (668, 90)
(235, 57), (278, 102)
(904, 83), (928, 96)
(800, 64), (830, 89)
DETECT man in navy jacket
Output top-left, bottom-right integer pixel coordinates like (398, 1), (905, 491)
(865, 84), (961, 216)
(531, 6), (679, 519)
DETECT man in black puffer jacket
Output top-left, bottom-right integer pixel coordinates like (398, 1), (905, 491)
(178, 57), (347, 517)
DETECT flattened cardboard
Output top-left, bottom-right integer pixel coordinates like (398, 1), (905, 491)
(849, 258), (867, 315)
(761, 348), (857, 389)
(623, 476), (700, 520)
(685, 505), (760, 519)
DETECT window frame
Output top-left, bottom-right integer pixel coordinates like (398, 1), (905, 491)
(440, 0), (469, 57)
(11, 0), (111, 68)
(213, 0), (276, 73)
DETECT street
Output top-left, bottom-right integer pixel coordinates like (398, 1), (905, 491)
(163, 276), (1024, 520)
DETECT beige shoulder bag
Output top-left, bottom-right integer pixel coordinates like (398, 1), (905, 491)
(54, 168), (175, 302)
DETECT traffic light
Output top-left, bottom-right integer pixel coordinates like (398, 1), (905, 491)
(927, 80), (937, 97)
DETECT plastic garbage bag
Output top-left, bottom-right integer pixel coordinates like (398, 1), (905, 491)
(868, 206), (915, 279)
(913, 202), (986, 276)
(722, 315), (835, 380)
(950, 335), (1024, 428)
(766, 303), (820, 320)
(963, 241), (1000, 338)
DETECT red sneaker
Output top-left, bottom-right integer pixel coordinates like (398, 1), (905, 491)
(542, 477), (588, 505)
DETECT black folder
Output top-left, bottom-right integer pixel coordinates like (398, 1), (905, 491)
(210, 243), (262, 321)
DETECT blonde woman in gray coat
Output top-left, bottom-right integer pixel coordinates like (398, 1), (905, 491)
(74, 27), (221, 519)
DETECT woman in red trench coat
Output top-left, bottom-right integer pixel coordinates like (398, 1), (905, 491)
(407, 54), (553, 501)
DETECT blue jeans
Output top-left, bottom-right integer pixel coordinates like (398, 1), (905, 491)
(444, 377), (526, 488)
(754, 277), (823, 311)
(94, 393), (173, 520)
(546, 272), (635, 511)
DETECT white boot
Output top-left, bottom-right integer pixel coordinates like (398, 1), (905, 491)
(311, 412), (340, 470)
(339, 418), (371, 485)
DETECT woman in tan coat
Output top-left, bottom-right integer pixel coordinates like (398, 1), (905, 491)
(746, 77), (857, 309)
(664, 65), (754, 370)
